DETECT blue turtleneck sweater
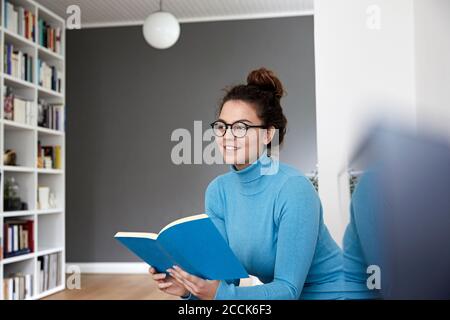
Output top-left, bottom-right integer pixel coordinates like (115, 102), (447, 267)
(187, 153), (344, 300)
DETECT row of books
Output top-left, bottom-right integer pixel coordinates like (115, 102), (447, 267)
(2, 89), (65, 130)
(37, 142), (62, 170)
(4, 0), (36, 41)
(38, 19), (62, 54)
(3, 273), (33, 300)
(4, 86), (36, 125)
(38, 100), (64, 131)
(3, 219), (34, 259)
(38, 253), (61, 294)
(38, 59), (62, 93)
(4, 43), (34, 82)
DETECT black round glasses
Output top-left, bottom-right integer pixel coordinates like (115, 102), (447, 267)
(210, 120), (267, 138)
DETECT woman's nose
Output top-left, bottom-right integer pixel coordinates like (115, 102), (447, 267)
(223, 127), (235, 140)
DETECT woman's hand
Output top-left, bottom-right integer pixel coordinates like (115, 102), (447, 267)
(167, 265), (220, 300)
(149, 267), (189, 298)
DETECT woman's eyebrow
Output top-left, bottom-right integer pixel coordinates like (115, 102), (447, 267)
(217, 118), (253, 124)
(236, 119), (253, 124)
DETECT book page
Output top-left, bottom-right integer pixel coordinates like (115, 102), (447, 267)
(159, 213), (208, 235)
(114, 232), (158, 240)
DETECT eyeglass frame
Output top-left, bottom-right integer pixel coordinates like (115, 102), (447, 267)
(210, 120), (268, 138)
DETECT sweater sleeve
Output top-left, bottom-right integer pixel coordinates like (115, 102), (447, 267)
(214, 176), (320, 300)
(205, 177), (229, 243)
(183, 177), (240, 300)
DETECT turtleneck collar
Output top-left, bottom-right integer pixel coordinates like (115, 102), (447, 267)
(229, 152), (277, 195)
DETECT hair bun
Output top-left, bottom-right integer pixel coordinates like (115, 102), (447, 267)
(247, 67), (285, 99)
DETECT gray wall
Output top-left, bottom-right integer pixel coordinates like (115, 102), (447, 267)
(66, 16), (317, 262)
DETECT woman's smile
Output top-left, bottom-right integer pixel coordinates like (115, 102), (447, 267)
(223, 145), (240, 151)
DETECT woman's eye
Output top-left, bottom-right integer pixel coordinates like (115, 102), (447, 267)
(233, 124), (246, 131)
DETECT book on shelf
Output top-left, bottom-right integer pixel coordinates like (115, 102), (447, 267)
(3, 85), (36, 125)
(37, 100), (64, 131)
(37, 253), (61, 294)
(115, 214), (249, 280)
(3, 273), (33, 300)
(4, 1), (36, 41)
(3, 219), (34, 259)
(38, 18), (62, 54)
(38, 59), (62, 93)
(37, 141), (62, 169)
(3, 85), (13, 121)
(4, 43), (34, 82)
(0, 234), (3, 262)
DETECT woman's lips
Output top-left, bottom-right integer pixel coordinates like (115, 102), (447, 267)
(224, 145), (240, 151)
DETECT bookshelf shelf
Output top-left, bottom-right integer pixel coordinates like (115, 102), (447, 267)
(37, 126), (64, 136)
(4, 120), (32, 130)
(37, 246), (63, 257)
(3, 119), (34, 132)
(37, 86), (63, 99)
(2, 252), (34, 265)
(3, 73), (35, 89)
(3, 164), (34, 172)
(1, 209), (33, 217)
(36, 208), (62, 215)
(37, 168), (63, 174)
(3, 28), (35, 47)
(38, 45), (63, 61)
(0, 0), (65, 300)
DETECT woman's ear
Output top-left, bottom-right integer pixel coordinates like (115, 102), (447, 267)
(263, 126), (276, 145)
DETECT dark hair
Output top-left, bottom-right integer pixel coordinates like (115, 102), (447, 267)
(218, 67), (288, 152)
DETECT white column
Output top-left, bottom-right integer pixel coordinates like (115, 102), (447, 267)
(313, 0), (417, 244)
(414, 0), (450, 140)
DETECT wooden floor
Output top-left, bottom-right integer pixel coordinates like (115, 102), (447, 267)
(42, 274), (180, 300)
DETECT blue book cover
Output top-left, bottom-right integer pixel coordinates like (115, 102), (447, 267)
(115, 214), (248, 281)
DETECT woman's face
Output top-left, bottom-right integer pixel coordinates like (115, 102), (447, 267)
(215, 100), (272, 169)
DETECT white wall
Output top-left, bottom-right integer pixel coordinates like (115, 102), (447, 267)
(313, 0), (417, 244)
(414, 0), (450, 140)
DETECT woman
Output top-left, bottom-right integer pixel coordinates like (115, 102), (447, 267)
(150, 68), (344, 300)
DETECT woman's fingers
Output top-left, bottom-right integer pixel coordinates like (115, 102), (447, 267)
(179, 278), (198, 295)
(149, 267), (184, 294)
(172, 266), (202, 286)
(167, 268), (186, 286)
(168, 267), (187, 283)
(167, 270), (185, 286)
(152, 273), (167, 281)
(168, 268), (199, 294)
(149, 267), (168, 281)
(158, 281), (173, 289)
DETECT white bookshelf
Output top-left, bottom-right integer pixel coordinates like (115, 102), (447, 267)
(0, 0), (65, 300)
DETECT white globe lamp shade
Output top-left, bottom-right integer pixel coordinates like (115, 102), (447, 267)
(143, 11), (180, 49)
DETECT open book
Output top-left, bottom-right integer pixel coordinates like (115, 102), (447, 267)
(114, 214), (248, 281)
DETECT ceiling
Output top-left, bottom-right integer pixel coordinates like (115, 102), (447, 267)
(34, 0), (314, 28)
